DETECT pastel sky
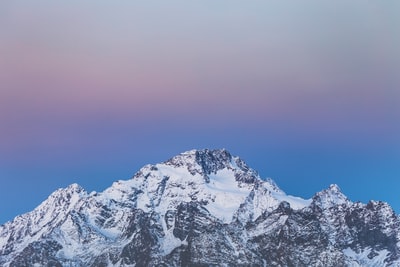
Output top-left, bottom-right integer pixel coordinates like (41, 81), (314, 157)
(1, 1), (399, 224)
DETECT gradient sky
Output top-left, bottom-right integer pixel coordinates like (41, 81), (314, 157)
(1, 1), (399, 224)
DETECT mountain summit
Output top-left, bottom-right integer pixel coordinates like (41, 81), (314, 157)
(0, 149), (399, 266)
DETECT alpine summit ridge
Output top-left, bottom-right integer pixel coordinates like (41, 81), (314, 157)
(0, 149), (399, 266)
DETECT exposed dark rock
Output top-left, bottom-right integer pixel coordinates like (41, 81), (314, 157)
(1, 149), (399, 266)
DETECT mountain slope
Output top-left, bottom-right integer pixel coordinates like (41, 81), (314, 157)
(0, 149), (399, 266)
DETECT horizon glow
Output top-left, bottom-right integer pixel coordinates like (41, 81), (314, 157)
(0, 1), (399, 224)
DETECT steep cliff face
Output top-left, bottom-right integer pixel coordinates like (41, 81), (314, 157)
(0, 149), (399, 266)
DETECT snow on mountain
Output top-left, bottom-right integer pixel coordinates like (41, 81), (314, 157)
(0, 184), (86, 254)
(98, 149), (309, 224)
(312, 184), (351, 209)
(0, 149), (399, 266)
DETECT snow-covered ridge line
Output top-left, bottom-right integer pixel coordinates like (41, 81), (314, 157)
(1, 148), (398, 267)
(99, 148), (311, 224)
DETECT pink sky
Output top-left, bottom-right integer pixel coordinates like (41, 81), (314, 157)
(0, 1), (399, 223)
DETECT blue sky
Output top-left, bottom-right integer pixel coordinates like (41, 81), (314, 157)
(0, 1), (399, 224)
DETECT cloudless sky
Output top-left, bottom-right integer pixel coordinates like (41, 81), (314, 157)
(1, 1), (399, 224)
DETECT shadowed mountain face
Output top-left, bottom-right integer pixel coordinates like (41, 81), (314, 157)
(1, 149), (399, 266)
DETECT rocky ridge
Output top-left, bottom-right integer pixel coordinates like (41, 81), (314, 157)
(0, 149), (399, 266)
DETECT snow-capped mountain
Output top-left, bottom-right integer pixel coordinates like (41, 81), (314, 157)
(0, 149), (399, 266)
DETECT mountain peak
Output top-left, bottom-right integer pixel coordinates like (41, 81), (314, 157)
(164, 148), (231, 173)
(116, 149), (265, 222)
(312, 183), (350, 209)
(47, 183), (86, 205)
(1, 149), (398, 266)
(162, 148), (259, 185)
(328, 183), (341, 192)
(194, 148), (232, 172)
(64, 183), (85, 194)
